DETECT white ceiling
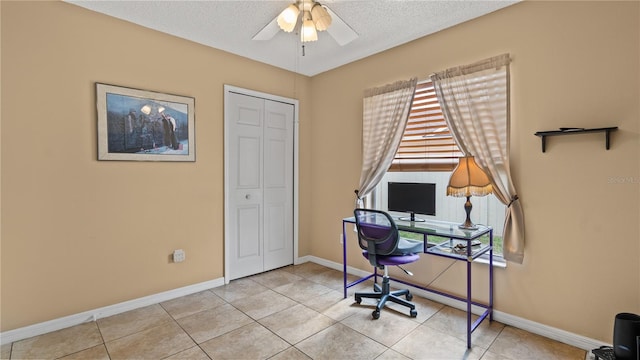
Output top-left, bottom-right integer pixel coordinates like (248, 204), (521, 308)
(65, 0), (518, 77)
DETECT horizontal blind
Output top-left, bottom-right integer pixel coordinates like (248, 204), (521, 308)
(389, 80), (463, 172)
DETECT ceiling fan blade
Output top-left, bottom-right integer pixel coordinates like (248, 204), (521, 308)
(252, 17), (280, 41)
(325, 7), (358, 46)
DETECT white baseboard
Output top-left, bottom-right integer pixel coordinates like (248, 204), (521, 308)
(295, 255), (313, 265)
(0, 277), (225, 346)
(304, 255), (607, 352)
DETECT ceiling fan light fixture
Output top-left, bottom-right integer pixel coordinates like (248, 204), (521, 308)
(252, 0), (356, 46)
(277, 4), (299, 32)
(310, 3), (331, 31)
(301, 11), (318, 42)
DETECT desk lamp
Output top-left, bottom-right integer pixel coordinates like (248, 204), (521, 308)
(447, 156), (493, 230)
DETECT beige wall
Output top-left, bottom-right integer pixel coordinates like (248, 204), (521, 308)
(309, 0), (639, 343)
(1, 0), (639, 346)
(0, 1), (312, 331)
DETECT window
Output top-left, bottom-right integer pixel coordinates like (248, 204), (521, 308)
(389, 80), (464, 172)
(378, 79), (506, 260)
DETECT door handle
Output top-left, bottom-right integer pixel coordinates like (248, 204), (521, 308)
(245, 194), (251, 200)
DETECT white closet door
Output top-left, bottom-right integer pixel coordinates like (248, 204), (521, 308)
(227, 92), (264, 279)
(225, 90), (294, 280)
(263, 100), (294, 271)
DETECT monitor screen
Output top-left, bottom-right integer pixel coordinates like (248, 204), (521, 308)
(388, 182), (436, 222)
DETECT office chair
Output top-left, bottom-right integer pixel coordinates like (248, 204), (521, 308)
(353, 208), (423, 319)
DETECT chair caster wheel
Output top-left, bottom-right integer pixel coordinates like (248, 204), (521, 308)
(410, 309), (418, 318)
(355, 296), (362, 304)
(372, 310), (380, 319)
(406, 293), (413, 301)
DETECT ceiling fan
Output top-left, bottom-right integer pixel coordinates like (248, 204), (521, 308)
(252, 0), (358, 46)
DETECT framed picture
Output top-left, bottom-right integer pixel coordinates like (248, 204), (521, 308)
(96, 83), (195, 161)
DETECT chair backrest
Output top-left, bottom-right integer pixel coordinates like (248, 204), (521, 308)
(354, 209), (400, 263)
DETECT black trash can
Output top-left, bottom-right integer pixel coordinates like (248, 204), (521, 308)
(613, 312), (640, 360)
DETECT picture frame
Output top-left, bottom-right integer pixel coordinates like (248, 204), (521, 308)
(96, 83), (195, 161)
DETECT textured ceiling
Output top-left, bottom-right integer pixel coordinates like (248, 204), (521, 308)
(65, 0), (518, 76)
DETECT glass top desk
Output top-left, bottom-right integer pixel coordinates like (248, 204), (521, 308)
(342, 216), (494, 349)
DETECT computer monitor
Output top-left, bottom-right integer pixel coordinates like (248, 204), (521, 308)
(388, 182), (436, 222)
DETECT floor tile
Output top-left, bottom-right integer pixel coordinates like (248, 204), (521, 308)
(259, 303), (335, 344)
(160, 290), (226, 320)
(176, 302), (254, 343)
(392, 324), (486, 360)
(231, 289), (299, 320)
(295, 323), (387, 360)
(282, 262), (329, 278)
(58, 344), (110, 359)
(199, 322), (290, 359)
(387, 293), (445, 324)
(488, 326), (586, 360)
(211, 277), (269, 302)
(270, 346), (313, 360)
(97, 304), (173, 342)
(341, 309), (420, 347)
(424, 306), (504, 348)
(163, 345), (211, 360)
(272, 279), (334, 303)
(305, 268), (348, 291)
(11, 322), (103, 360)
(344, 280), (384, 302)
(1, 344), (11, 359)
(376, 348), (412, 360)
(104, 321), (194, 359)
(302, 289), (344, 313)
(480, 350), (513, 360)
(305, 291), (363, 321)
(249, 268), (304, 288)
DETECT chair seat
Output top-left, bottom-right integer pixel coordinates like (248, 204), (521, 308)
(362, 251), (420, 266)
(362, 237), (422, 266)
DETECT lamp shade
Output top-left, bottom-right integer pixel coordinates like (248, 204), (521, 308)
(277, 4), (299, 33)
(447, 156), (493, 197)
(300, 11), (318, 42)
(311, 3), (331, 31)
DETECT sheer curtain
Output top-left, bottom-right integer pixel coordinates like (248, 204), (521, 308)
(430, 54), (525, 263)
(355, 78), (418, 206)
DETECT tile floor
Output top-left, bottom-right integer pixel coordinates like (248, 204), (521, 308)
(2, 262), (589, 360)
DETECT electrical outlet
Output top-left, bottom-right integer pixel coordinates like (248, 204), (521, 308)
(339, 234), (343, 245)
(173, 249), (185, 263)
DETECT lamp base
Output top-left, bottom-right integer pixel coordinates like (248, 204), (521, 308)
(458, 196), (478, 230)
(458, 222), (479, 230)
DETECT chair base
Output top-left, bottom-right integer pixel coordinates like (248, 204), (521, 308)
(354, 273), (417, 319)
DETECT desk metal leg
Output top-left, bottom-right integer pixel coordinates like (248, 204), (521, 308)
(467, 257), (472, 349)
(489, 229), (494, 321)
(342, 221), (348, 299)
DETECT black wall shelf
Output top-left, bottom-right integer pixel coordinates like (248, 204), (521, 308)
(534, 127), (618, 153)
